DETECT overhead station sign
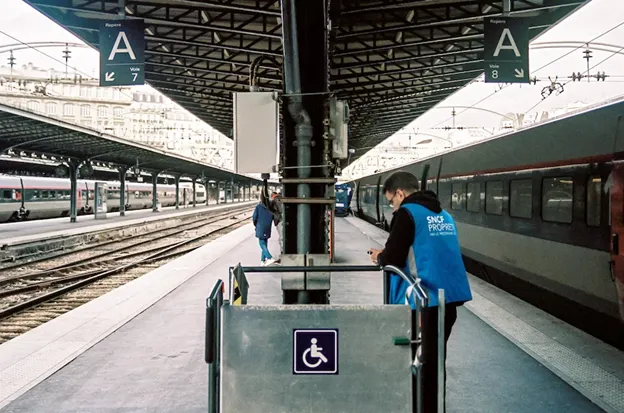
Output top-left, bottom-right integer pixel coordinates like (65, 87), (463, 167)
(99, 19), (145, 87)
(484, 17), (529, 83)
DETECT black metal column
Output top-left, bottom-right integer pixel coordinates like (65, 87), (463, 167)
(192, 178), (197, 207)
(175, 175), (180, 209)
(119, 166), (128, 216)
(152, 173), (159, 212)
(281, 0), (330, 304)
(69, 161), (79, 223)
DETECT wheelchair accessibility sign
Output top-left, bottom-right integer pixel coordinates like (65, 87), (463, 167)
(293, 329), (338, 375)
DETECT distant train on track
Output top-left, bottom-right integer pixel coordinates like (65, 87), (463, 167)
(0, 175), (207, 222)
(345, 98), (624, 349)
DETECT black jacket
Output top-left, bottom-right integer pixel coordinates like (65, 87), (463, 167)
(377, 191), (442, 268)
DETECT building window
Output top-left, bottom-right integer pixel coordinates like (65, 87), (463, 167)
(510, 179), (533, 219)
(80, 87), (88, 98)
(451, 183), (465, 210)
(466, 182), (480, 212)
(27, 100), (40, 112)
(45, 102), (57, 115)
(587, 176), (601, 227)
(113, 106), (123, 118)
(485, 181), (503, 215)
(63, 103), (74, 116)
(81, 104), (91, 117)
(542, 177), (573, 223)
(97, 105), (108, 118)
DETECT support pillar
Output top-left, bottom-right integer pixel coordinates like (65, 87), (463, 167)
(192, 178), (197, 207)
(216, 181), (220, 204)
(281, 0), (330, 304)
(69, 161), (79, 223)
(152, 173), (159, 212)
(119, 166), (128, 216)
(175, 175), (180, 209)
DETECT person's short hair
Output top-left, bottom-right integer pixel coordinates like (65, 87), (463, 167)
(382, 171), (420, 195)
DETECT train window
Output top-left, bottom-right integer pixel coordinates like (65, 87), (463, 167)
(1, 190), (11, 202)
(466, 182), (480, 212)
(587, 176), (601, 227)
(510, 179), (533, 219)
(451, 183), (465, 210)
(542, 177), (573, 223)
(26, 189), (39, 200)
(485, 181), (503, 215)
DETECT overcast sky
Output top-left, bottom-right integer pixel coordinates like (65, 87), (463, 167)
(1, 0), (624, 146)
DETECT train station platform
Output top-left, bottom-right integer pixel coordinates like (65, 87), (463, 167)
(0, 200), (255, 248)
(0, 217), (622, 412)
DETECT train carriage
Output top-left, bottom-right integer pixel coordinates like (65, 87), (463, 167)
(346, 97), (624, 349)
(0, 175), (207, 222)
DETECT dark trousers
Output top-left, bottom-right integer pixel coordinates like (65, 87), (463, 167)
(414, 304), (458, 413)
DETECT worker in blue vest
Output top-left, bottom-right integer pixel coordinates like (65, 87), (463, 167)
(368, 171), (472, 413)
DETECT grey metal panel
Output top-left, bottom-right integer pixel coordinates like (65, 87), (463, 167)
(306, 254), (331, 290)
(220, 305), (412, 413)
(281, 254), (306, 290)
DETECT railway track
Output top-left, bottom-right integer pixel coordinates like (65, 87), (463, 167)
(0, 208), (253, 344)
(0, 205), (251, 274)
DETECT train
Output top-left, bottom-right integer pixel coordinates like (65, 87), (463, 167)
(345, 97), (624, 349)
(334, 182), (353, 217)
(0, 175), (207, 222)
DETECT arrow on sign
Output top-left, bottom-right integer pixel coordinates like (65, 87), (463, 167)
(514, 68), (524, 78)
(105, 72), (115, 81)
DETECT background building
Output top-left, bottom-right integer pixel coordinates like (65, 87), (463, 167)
(0, 62), (234, 169)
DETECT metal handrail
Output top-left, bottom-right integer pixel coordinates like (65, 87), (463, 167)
(381, 265), (428, 308)
(240, 265), (381, 273)
(206, 279), (224, 413)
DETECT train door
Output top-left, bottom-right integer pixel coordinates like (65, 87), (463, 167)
(609, 163), (624, 320)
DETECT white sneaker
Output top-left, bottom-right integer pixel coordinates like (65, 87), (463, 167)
(265, 258), (276, 266)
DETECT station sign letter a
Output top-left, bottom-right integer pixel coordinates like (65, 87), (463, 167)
(108, 31), (137, 61)
(493, 28), (521, 57)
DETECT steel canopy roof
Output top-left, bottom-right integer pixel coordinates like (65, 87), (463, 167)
(0, 103), (259, 183)
(24, 0), (588, 164)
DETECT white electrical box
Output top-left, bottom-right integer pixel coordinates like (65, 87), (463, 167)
(330, 98), (349, 159)
(233, 92), (279, 174)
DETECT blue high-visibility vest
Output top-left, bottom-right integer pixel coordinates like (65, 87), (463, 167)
(388, 203), (472, 308)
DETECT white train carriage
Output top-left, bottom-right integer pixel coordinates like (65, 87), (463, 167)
(0, 175), (207, 222)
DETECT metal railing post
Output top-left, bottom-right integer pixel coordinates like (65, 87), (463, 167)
(206, 280), (223, 413)
(381, 265), (428, 413)
(438, 289), (445, 413)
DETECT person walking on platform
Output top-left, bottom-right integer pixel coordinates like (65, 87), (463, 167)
(367, 171), (472, 413)
(253, 190), (276, 266)
(270, 191), (283, 260)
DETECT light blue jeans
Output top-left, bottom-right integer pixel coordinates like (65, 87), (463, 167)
(259, 238), (272, 262)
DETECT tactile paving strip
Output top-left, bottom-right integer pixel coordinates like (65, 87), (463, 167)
(466, 290), (624, 413)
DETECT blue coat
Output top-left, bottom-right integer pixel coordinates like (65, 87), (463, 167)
(252, 203), (273, 239)
(391, 203), (472, 308)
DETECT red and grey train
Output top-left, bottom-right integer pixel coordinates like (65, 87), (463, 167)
(346, 98), (624, 349)
(0, 175), (206, 222)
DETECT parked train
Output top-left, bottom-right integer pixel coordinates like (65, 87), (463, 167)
(346, 98), (624, 349)
(0, 175), (207, 222)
